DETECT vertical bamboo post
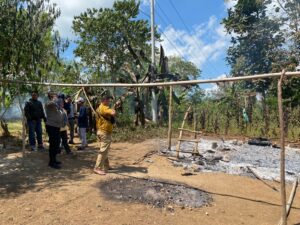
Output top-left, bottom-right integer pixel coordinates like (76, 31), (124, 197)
(193, 110), (198, 155)
(176, 105), (192, 158)
(167, 86), (173, 150)
(278, 69), (287, 225)
(193, 110), (197, 139)
(17, 86), (26, 157)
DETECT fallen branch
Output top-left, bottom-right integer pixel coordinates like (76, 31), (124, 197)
(132, 150), (158, 165)
(247, 166), (279, 192)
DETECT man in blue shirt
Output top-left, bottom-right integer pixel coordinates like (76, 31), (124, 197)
(64, 95), (75, 144)
(76, 97), (88, 150)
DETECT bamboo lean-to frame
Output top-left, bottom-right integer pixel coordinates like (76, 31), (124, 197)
(1, 71), (299, 224)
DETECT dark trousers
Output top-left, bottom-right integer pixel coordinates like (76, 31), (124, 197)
(46, 125), (60, 165)
(27, 119), (43, 147)
(60, 130), (71, 153)
(68, 118), (75, 142)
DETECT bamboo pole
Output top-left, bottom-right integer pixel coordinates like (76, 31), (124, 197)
(176, 105), (192, 158)
(167, 86), (173, 150)
(1, 72), (300, 87)
(193, 111), (197, 139)
(16, 86), (26, 157)
(285, 178), (298, 217)
(278, 69), (287, 225)
(247, 166), (278, 192)
(178, 128), (202, 134)
(81, 88), (98, 117)
(278, 178), (298, 225)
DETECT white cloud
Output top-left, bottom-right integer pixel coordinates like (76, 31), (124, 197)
(159, 16), (230, 70)
(204, 74), (227, 95)
(224, 0), (237, 9)
(50, 0), (115, 39)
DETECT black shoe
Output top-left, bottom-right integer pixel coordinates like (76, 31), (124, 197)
(77, 146), (85, 151)
(55, 161), (62, 165)
(38, 146), (45, 151)
(48, 163), (61, 169)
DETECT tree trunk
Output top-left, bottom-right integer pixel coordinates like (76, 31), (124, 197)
(0, 119), (10, 137)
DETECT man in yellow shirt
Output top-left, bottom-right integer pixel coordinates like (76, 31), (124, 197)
(94, 96), (116, 175)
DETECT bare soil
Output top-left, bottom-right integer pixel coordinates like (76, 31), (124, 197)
(0, 137), (300, 225)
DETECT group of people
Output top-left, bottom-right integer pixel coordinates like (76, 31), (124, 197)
(24, 91), (116, 175)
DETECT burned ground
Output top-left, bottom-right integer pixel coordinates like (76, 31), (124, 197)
(99, 177), (212, 208)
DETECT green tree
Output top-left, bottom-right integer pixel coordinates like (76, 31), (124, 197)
(72, 0), (155, 83)
(223, 0), (285, 135)
(73, 0), (162, 124)
(0, 0), (62, 134)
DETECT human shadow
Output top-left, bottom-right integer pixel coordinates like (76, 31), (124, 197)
(0, 145), (99, 198)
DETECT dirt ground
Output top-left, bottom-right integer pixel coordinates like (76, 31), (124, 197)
(0, 137), (299, 225)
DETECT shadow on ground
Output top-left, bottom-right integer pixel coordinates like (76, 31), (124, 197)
(0, 143), (148, 198)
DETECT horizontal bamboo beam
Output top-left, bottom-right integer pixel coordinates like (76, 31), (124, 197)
(1, 72), (300, 87)
(178, 128), (202, 134)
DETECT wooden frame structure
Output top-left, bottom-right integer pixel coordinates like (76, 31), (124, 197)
(175, 105), (202, 158)
(1, 70), (300, 225)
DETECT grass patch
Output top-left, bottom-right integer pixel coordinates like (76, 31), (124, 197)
(113, 125), (169, 143)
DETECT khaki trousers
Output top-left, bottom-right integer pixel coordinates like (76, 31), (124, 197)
(95, 131), (112, 171)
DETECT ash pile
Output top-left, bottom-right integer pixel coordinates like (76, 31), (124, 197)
(100, 177), (212, 208)
(161, 138), (300, 182)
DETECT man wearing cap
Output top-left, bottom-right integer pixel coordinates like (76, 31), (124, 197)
(77, 97), (88, 150)
(64, 95), (75, 144)
(94, 96), (116, 175)
(24, 91), (46, 151)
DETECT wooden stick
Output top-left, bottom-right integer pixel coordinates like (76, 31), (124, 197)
(286, 178), (298, 217)
(81, 88), (98, 117)
(167, 86), (173, 150)
(178, 128), (202, 134)
(278, 178), (298, 225)
(194, 111), (197, 139)
(176, 105), (192, 158)
(132, 150), (157, 165)
(178, 139), (200, 143)
(1, 72), (300, 87)
(278, 69), (287, 225)
(16, 86), (26, 157)
(247, 166), (278, 192)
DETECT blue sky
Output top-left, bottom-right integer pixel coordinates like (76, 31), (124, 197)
(52, 0), (236, 84)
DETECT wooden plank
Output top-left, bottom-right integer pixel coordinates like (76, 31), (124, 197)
(178, 128), (202, 134)
(277, 70), (287, 225)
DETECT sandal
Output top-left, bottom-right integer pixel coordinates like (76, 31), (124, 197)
(93, 169), (106, 175)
